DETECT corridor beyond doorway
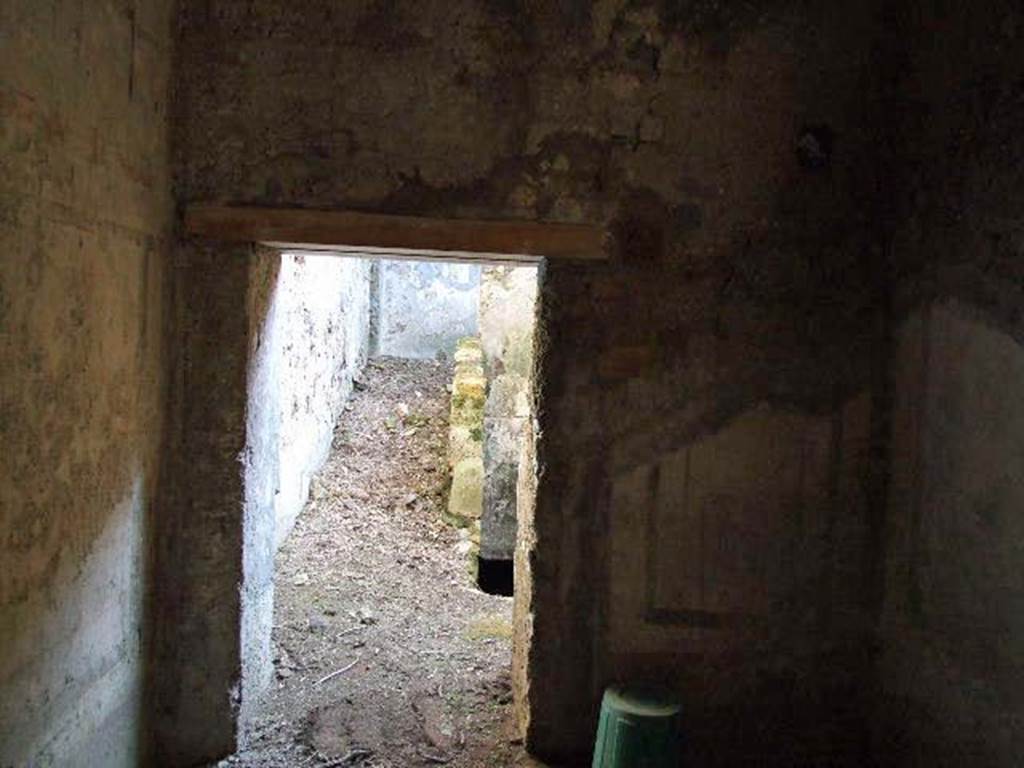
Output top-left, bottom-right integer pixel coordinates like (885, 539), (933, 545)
(224, 357), (531, 767)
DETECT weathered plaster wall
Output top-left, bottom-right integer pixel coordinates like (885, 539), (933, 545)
(272, 253), (372, 546)
(0, 1), (175, 766)
(239, 251), (372, 734)
(479, 265), (538, 562)
(175, 2), (900, 763)
(876, 4), (1024, 765)
(375, 259), (481, 360)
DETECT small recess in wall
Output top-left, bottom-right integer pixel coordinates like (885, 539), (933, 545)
(478, 558), (514, 597)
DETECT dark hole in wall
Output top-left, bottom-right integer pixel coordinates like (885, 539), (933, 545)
(478, 558), (514, 596)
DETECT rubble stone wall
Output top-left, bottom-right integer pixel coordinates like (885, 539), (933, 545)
(447, 338), (486, 527)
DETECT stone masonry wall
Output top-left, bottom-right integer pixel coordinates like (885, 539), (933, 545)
(375, 259), (481, 360)
(0, 2), (175, 766)
(175, 2), (905, 763)
(479, 266), (538, 562)
(447, 338), (486, 527)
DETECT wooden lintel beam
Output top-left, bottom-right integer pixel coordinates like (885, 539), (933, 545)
(185, 205), (607, 261)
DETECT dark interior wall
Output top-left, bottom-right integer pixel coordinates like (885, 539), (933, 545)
(0, 1), (175, 766)
(152, 242), (255, 765)
(878, 3), (1024, 765)
(173, 2), (899, 763)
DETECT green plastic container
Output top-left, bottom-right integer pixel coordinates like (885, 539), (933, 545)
(592, 686), (682, 768)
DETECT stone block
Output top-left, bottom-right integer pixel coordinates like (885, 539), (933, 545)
(448, 424), (483, 468)
(450, 337), (486, 428)
(448, 456), (484, 524)
(450, 372), (486, 419)
(453, 336), (483, 363)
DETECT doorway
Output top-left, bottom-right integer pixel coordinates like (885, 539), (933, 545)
(163, 206), (605, 768)
(226, 251), (541, 766)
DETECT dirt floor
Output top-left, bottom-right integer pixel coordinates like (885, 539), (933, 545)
(215, 357), (540, 768)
